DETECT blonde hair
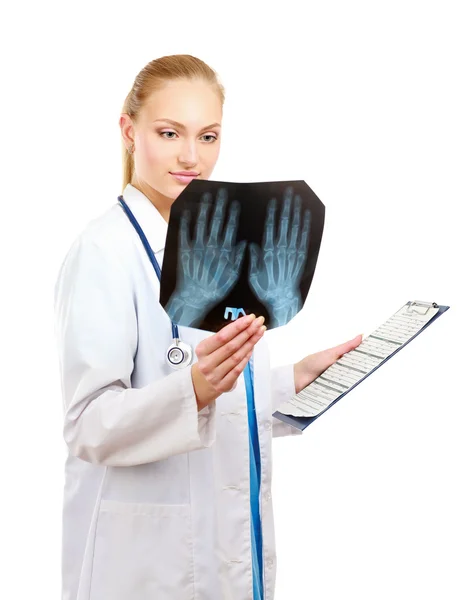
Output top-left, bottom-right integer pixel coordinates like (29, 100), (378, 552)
(121, 54), (225, 190)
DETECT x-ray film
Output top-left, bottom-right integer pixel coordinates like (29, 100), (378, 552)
(160, 179), (325, 333)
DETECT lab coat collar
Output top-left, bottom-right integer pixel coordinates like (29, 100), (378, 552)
(121, 183), (168, 253)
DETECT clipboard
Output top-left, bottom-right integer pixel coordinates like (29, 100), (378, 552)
(273, 300), (450, 431)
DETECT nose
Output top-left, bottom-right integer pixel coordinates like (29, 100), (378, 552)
(178, 139), (199, 168)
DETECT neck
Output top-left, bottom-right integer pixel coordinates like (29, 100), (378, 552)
(130, 176), (171, 223)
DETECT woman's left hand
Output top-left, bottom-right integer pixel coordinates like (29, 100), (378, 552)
(293, 334), (364, 395)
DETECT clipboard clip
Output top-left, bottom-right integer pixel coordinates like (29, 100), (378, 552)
(405, 300), (439, 315)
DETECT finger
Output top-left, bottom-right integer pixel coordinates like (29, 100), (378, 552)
(179, 210), (191, 252)
(301, 334), (364, 379)
(292, 209), (311, 279)
(219, 348), (254, 393)
(264, 198), (276, 251)
(248, 244), (266, 298)
(289, 194), (301, 249)
(286, 195), (301, 284)
(194, 192), (212, 248)
(214, 327), (265, 387)
(277, 187), (292, 249)
(249, 243), (260, 276)
(179, 211), (192, 278)
(230, 323), (265, 359)
(208, 188), (226, 247)
(329, 334), (364, 360)
(298, 209), (311, 255)
(263, 248), (275, 288)
(219, 240), (246, 297)
(222, 200), (240, 252)
(203, 317), (265, 373)
(196, 313), (256, 357)
(214, 200), (240, 282)
(234, 240), (246, 271)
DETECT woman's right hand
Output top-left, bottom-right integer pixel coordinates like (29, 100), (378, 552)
(191, 313), (266, 410)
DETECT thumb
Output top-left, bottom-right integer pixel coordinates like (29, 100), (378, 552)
(248, 243), (260, 275)
(328, 334), (363, 361)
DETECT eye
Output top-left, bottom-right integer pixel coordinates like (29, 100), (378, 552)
(159, 131), (178, 139)
(201, 134), (218, 143)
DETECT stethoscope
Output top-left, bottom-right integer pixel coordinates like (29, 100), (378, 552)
(117, 195), (194, 370)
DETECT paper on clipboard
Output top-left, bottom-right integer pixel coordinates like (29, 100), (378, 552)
(276, 300), (445, 419)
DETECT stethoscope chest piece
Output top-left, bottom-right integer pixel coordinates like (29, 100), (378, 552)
(166, 338), (193, 369)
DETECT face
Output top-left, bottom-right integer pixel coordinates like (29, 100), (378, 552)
(120, 79), (222, 203)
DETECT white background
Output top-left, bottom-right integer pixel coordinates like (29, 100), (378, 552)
(1, 1), (475, 598)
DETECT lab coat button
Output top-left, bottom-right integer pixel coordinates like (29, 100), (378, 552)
(266, 557), (274, 568)
(264, 420), (271, 430)
(264, 491), (271, 502)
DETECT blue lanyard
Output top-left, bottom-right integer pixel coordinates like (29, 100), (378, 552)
(117, 195), (179, 339)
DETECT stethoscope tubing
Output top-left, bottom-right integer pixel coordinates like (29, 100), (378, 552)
(117, 195), (192, 368)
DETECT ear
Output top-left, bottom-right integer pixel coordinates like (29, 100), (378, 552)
(119, 113), (135, 148)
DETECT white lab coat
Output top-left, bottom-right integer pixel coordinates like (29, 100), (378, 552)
(53, 183), (302, 600)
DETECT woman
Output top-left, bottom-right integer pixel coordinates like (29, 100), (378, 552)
(53, 54), (362, 600)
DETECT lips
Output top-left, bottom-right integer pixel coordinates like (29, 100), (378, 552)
(170, 172), (199, 184)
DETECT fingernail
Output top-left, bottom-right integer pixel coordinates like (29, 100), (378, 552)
(260, 325), (267, 333)
(256, 316), (265, 326)
(247, 313), (256, 322)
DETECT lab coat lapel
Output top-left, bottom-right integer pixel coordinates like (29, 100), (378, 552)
(121, 184), (168, 254)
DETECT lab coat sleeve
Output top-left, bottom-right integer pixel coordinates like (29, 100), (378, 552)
(53, 235), (217, 467)
(270, 364), (303, 438)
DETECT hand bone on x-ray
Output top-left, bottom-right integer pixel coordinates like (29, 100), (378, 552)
(165, 187), (246, 326)
(249, 186), (311, 327)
